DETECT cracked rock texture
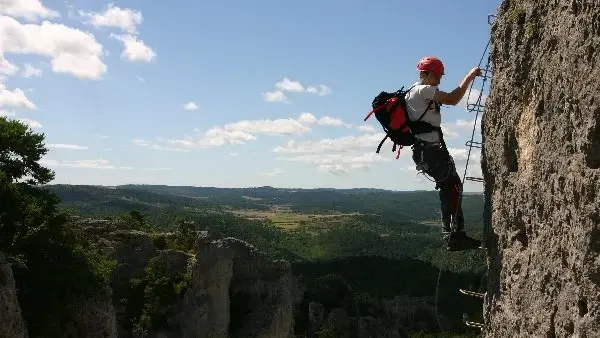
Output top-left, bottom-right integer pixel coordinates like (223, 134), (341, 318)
(482, 0), (600, 337)
(181, 233), (294, 338)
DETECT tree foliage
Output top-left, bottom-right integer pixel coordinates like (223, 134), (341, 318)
(0, 117), (116, 336)
(0, 117), (54, 184)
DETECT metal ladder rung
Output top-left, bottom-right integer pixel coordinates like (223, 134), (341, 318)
(480, 70), (493, 80)
(466, 176), (485, 183)
(465, 321), (485, 330)
(459, 289), (486, 299)
(465, 141), (482, 149)
(467, 103), (486, 113)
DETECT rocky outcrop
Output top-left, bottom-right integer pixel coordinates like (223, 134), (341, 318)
(482, 0), (600, 337)
(63, 289), (118, 338)
(0, 253), (28, 338)
(73, 219), (295, 338)
(181, 233), (294, 338)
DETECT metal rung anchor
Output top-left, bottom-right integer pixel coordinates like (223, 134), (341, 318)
(467, 103), (486, 113)
(459, 289), (486, 299)
(465, 321), (484, 330)
(465, 141), (482, 149)
(466, 176), (485, 183)
(480, 68), (494, 79)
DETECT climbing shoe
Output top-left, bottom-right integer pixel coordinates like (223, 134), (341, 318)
(445, 231), (481, 251)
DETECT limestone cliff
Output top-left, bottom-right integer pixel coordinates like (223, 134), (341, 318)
(181, 234), (294, 338)
(79, 219), (294, 338)
(482, 0), (600, 337)
(0, 253), (28, 338)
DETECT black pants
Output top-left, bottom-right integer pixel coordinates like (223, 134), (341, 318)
(411, 141), (464, 233)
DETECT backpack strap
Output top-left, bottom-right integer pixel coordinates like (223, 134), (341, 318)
(415, 100), (433, 122)
(376, 134), (389, 154)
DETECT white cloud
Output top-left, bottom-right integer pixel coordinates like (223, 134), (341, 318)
(40, 158), (132, 170)
(0, 0), (60, 22)
(318, 164), (349, 176)
(262, 90), (288, 103)
(0, 15), (106, 80)
(16, 117), (41, 128)
(0, 56), (19, 76)
(132, 138), (190, 152)
(188, 113), (352, 148)
(264, 77), (331, 103)
(21, 63), (42, 78)
(313, 116), (351, 128)
(111, 33), (156, 63)
(260, 168), (284, 177)
(48, 143), (88, 150)
(446, 146), (483, 184)
(441, 118), (481, 139)
(441, 126), (460, 139)
(142, 167), (172, 171)
(294, 112), (351, 128)
(280, 152), (390, 166)
(224, 117), (311, 135)
(80, 4), (142, 34)
(273, 132), (384, 154)
(306, 84), (332, 96)
(357, 125), (377, 133)
(195, 128), (257, 147)
(183, 102), (198, 111)
(0, 110), (41, 128)
(143, 113), (352, 151)
(275, 78), (304, 92)
(0, 83), (36, 109)
(458, 88), (488, 110)
(277, 152), (391, 176)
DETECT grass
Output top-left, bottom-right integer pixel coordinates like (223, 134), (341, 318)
(230, 208), (362, 230)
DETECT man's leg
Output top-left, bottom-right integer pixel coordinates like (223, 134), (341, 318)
(412, 142), (455, 234)
(412, 142), (480, 250)
(441, 169), (464, 232)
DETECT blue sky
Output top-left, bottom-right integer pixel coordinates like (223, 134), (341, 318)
(0, 0), (500, 191)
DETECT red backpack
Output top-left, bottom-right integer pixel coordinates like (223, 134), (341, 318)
(363, 85), (440, 158)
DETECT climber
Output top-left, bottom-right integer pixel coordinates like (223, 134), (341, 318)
(405, 56), (482, 251)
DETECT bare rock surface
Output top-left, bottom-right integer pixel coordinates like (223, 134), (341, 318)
(0, 253), (28, 338)
(181, 232), (294, 338)
(482, 0), (600, 337)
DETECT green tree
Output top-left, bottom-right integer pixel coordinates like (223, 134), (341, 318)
(0, 117), (54, 184)
(120, 209), (154, 232)
(0, 116), (116, 336)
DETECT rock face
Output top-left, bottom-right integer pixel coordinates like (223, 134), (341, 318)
(63, 290), (118, 338)
(482, 0), (600, 337)
(0, 253), (28, 338)
(75, 219), (295, 338)
(181, 233), (294, 338)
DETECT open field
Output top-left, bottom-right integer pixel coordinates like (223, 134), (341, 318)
(229, 208), (363, 230)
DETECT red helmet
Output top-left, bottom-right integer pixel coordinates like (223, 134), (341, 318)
(416, 56), (445, 76)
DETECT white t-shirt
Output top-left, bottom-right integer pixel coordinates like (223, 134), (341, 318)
(404, 82), (441, 143)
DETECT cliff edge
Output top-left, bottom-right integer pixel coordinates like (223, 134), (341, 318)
(482, 0), (600, 337)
